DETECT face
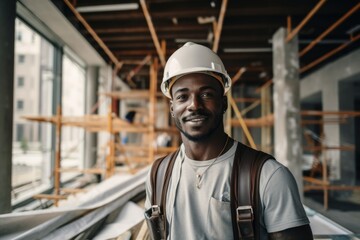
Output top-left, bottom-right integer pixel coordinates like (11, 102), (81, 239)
(170, 73), (227, 142)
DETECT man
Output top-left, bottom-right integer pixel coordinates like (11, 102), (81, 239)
(145, 42), (313, 239)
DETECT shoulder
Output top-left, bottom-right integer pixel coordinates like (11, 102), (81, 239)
(260, 159), (285, 181)
(260, 160), (297, 191)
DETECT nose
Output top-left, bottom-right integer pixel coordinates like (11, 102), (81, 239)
(187, 95), (202, 111)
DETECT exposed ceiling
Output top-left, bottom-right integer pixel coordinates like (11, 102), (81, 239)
(51, 0), (359, 90)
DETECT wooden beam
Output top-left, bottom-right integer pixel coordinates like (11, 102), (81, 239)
(231, 67), (247, 84)
(255, 79), (272, 93)
(299, 3), (359, 57)
(301, 110), (360, 116)
(156, 146), (179, 154)
(33, 194), (67, 200)
(286, 0), (327, 42)
(161, 40), (167, 59)
(126, 55), (151, 82)
(63, 0), (120, 66)
(287, 15), (292, 34)
(300, 34), (360, 73)
(54, 106), (62, 206)
(155, 127), (179, 134)
(212, 0), (228, 53)
(233, 97), (261, 103)
(229, 96), (257, 148)
(304, 185), (360, 191)
(241, 100), (261, 116)
(101, 90), (150, 99)
(231, 114), (274, 127)
(140, 0), (166, 66)
(148, 58), (158, 163)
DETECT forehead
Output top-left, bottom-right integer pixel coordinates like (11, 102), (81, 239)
(171, 73), (223, 93)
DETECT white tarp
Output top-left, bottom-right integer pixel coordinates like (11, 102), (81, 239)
(0, 167), (148, 240)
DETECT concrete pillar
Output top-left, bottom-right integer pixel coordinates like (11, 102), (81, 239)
(84, 66), (99, 169)
(272, 28), (303, 194)
(0, 0), (16, 213)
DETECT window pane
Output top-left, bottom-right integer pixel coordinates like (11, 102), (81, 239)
(17, 76), (25, 87)
(12, 18), (55, 202)
(61, 54), (85, 181)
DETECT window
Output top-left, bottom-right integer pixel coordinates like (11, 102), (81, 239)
(17, 100), (24, 110)
(12, 18), (56, 203)
(18, 54), (25, 63)
(16, 32), (22, 42)
(61, 54), (86, 175)
(16, 124), (24, 142)
(17, 76), (25, 87)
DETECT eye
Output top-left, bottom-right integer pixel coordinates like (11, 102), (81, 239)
(201, 91), (214, 98)
(175, 94), (188, 102)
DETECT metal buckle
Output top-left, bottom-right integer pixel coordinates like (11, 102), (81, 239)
(151, 205), (161, 216)
(236, 206), (253, 222)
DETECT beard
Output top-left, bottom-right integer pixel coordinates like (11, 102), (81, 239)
(174, 111), (223, 142)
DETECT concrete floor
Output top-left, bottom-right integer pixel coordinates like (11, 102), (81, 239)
(304, 190), (360, 233)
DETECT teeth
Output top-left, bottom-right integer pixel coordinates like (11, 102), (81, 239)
(190, 118), (204, 122)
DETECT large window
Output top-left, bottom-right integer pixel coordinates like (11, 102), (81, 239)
(12, 17), (88, 205)
(61, 53), (86, 179)
(12, 18), (55, 203)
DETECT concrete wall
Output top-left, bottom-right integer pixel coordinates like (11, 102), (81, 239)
(300, 48), (360, 182)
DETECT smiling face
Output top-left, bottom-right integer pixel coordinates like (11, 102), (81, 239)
(170, 73), (227, 142)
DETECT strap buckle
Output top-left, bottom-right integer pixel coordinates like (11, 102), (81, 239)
(236, 205), (253, 222)
(151, 205), (161, 216)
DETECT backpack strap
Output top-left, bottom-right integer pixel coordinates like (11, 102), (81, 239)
(149, 149), (180, 236)
(231, 143), (274, 240)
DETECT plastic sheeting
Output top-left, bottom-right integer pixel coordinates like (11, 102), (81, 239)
(0, 167), (148, 240)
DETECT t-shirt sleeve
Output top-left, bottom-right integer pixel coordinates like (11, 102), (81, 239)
(260, 160), (309, 233)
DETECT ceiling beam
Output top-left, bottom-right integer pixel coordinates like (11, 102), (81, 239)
(212, 0), (228, 53)
(299, 3), (359, 57)
(140, 0), (166, 66)
(286, 0), (327, 42)
(63, 0), (120, 65)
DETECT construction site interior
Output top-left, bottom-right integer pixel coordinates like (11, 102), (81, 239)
(0, 0), (360, 239)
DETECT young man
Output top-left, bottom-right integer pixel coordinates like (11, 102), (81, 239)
(145, 42), (313, 239)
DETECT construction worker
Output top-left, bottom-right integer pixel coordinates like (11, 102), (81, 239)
(145, 42), (313, 239)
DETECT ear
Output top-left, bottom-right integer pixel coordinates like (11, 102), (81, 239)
(222, 95), (228, 113)
(170, 100), (174, 117)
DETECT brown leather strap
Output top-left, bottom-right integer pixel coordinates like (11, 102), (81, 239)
(161, 149), (179, 237)
(231, 143), (273, 240)
(149, 149), (180, 238)
(150, 155), (167, 205)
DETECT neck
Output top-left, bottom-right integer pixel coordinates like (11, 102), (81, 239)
(182, 132), (231, 161)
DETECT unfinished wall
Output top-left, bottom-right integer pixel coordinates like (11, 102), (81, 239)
(300, 48), (360, 183)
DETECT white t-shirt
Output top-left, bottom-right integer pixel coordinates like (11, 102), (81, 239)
(145, 141), (309, 239)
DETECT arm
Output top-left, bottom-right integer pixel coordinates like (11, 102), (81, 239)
(269, 224), (313, 240)
(260, 161), (312, 236)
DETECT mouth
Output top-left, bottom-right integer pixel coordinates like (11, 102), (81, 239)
(184, 115), (208, 123)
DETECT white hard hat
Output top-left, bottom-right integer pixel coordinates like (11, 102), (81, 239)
(161, 42), (231, 98)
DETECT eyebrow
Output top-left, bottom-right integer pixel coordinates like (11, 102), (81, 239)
(173, 86), (218, 95)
